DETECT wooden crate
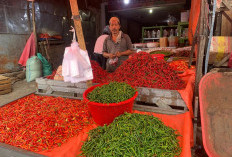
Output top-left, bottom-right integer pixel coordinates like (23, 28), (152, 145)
(134, 87), (188, 115)
(0, 75), (12, 95)
(35, 78), (88, 99)
(36, 78), (188, 115)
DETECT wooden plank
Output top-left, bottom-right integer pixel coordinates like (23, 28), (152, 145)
(0, 75), (11, 85)
(36, 78), (88, 88)
(222, 0), (232, 12)
(0, 83), (11, 90)
(0, 88), (11, 95)
(37, 84), (86, 94)
(35, 92), (82, 100)
(45, 86), (53, 94)
(35, 78), (47, 85)
(0, 75), (10, 81)
(137, 87), (182, 99)
(221, 11), (232, 35)
(214, 53), (231, 67)
(51, 86), (86, 94)
(194, 96), (199, 147)
(133, 104), (186, 115)
(136, 96), (186, 107)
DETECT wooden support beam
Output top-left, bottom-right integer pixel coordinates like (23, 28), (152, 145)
(27, 1), (31, 33)
(31, 0), (38, 53)
(222, 0), (232, 12)
(214, 53), (231, 67)
(188, 21), (199, 68)
(222, 11), (232, 24)
(69, 0), (92, 87)
(69, 0), (86, 51)
(194, 0), (207, 96)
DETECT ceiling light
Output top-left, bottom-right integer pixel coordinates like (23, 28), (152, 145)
(149, 9), (153, 14)
(124, 0), (130, 5)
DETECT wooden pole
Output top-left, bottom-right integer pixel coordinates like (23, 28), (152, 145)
(69, 0), (92, 87)
(192, 0), (207, 148)
(188, 21), (199, 68)
(194, 0), (206, 96)
(27, 1), (31, 33)
(69, 0), (86, 50)
(31, 0), (38, 53)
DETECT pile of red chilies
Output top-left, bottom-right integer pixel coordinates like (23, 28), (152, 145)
(0, 94), (92, 152)
(91, 52), (185, 90)
(91, 60), (109, 83)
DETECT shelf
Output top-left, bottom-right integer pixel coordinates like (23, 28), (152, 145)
(142, 23), (189, 43)
(143, 38), (160, 40)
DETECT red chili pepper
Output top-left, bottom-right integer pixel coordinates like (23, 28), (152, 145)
(0, 94), (93, 152)
(91, 52), (185, 90)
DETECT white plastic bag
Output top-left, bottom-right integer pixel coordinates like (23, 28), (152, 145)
(62, 28), (93, 83)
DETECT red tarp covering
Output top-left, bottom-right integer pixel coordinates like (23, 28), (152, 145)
(38, 69), (195, 157)
(188, 0), (201, 57)
(188, 0), (201, 46)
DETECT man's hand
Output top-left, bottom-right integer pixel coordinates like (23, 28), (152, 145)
(109, 53), (116, 59)
(116, 52), (122, 57)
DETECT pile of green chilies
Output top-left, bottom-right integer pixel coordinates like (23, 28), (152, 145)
(87, 82), (136, 104)
(150, 51), (172, 56)
(81, 113), (181, 157)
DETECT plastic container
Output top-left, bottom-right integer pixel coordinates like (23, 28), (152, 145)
(160, 37), (168, 47)
(146, 42), (159, 48)
(151, 54), (165, 60)
(83, 83), (138, 126)
(168, 36), (179, 47)
(199, 72), (232, 157)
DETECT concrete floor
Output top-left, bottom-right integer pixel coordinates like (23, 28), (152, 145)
(0, 80), (209, 157)
(0, 80), (36, 107)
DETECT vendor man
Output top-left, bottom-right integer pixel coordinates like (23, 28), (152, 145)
(103, 17), (134, 72)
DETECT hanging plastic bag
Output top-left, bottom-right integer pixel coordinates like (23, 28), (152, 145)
(109, 57), (118, 66)
(62, 27), (93, 83)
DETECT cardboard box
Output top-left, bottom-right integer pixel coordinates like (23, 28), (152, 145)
(209, 36), (232, 64)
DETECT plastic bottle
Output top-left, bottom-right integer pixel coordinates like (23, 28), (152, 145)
(152, 30), (156, 38)
(170, 29), (174, 37)
(144, 30), (147, 38)
(175, 29), (178, 36)
(163, 29), (168, 37)
(157, 30), (160, 38)
(147, 30), (151, 38)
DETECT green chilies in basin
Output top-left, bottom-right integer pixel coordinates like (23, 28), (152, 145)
(87, 82), (136, 104)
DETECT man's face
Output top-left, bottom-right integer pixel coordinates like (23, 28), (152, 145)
(109, 20), (120, 35)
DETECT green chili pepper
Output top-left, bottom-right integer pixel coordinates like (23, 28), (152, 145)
(80, 113), (182, 157)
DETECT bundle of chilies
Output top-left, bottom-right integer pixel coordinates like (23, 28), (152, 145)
(0, 94), (93, 152)
(91, 52), (186, 90)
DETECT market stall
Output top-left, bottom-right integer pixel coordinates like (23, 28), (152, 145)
(0, 0), (203, 157)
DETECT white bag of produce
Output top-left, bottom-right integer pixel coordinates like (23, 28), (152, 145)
(26, 56), (42, 82)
